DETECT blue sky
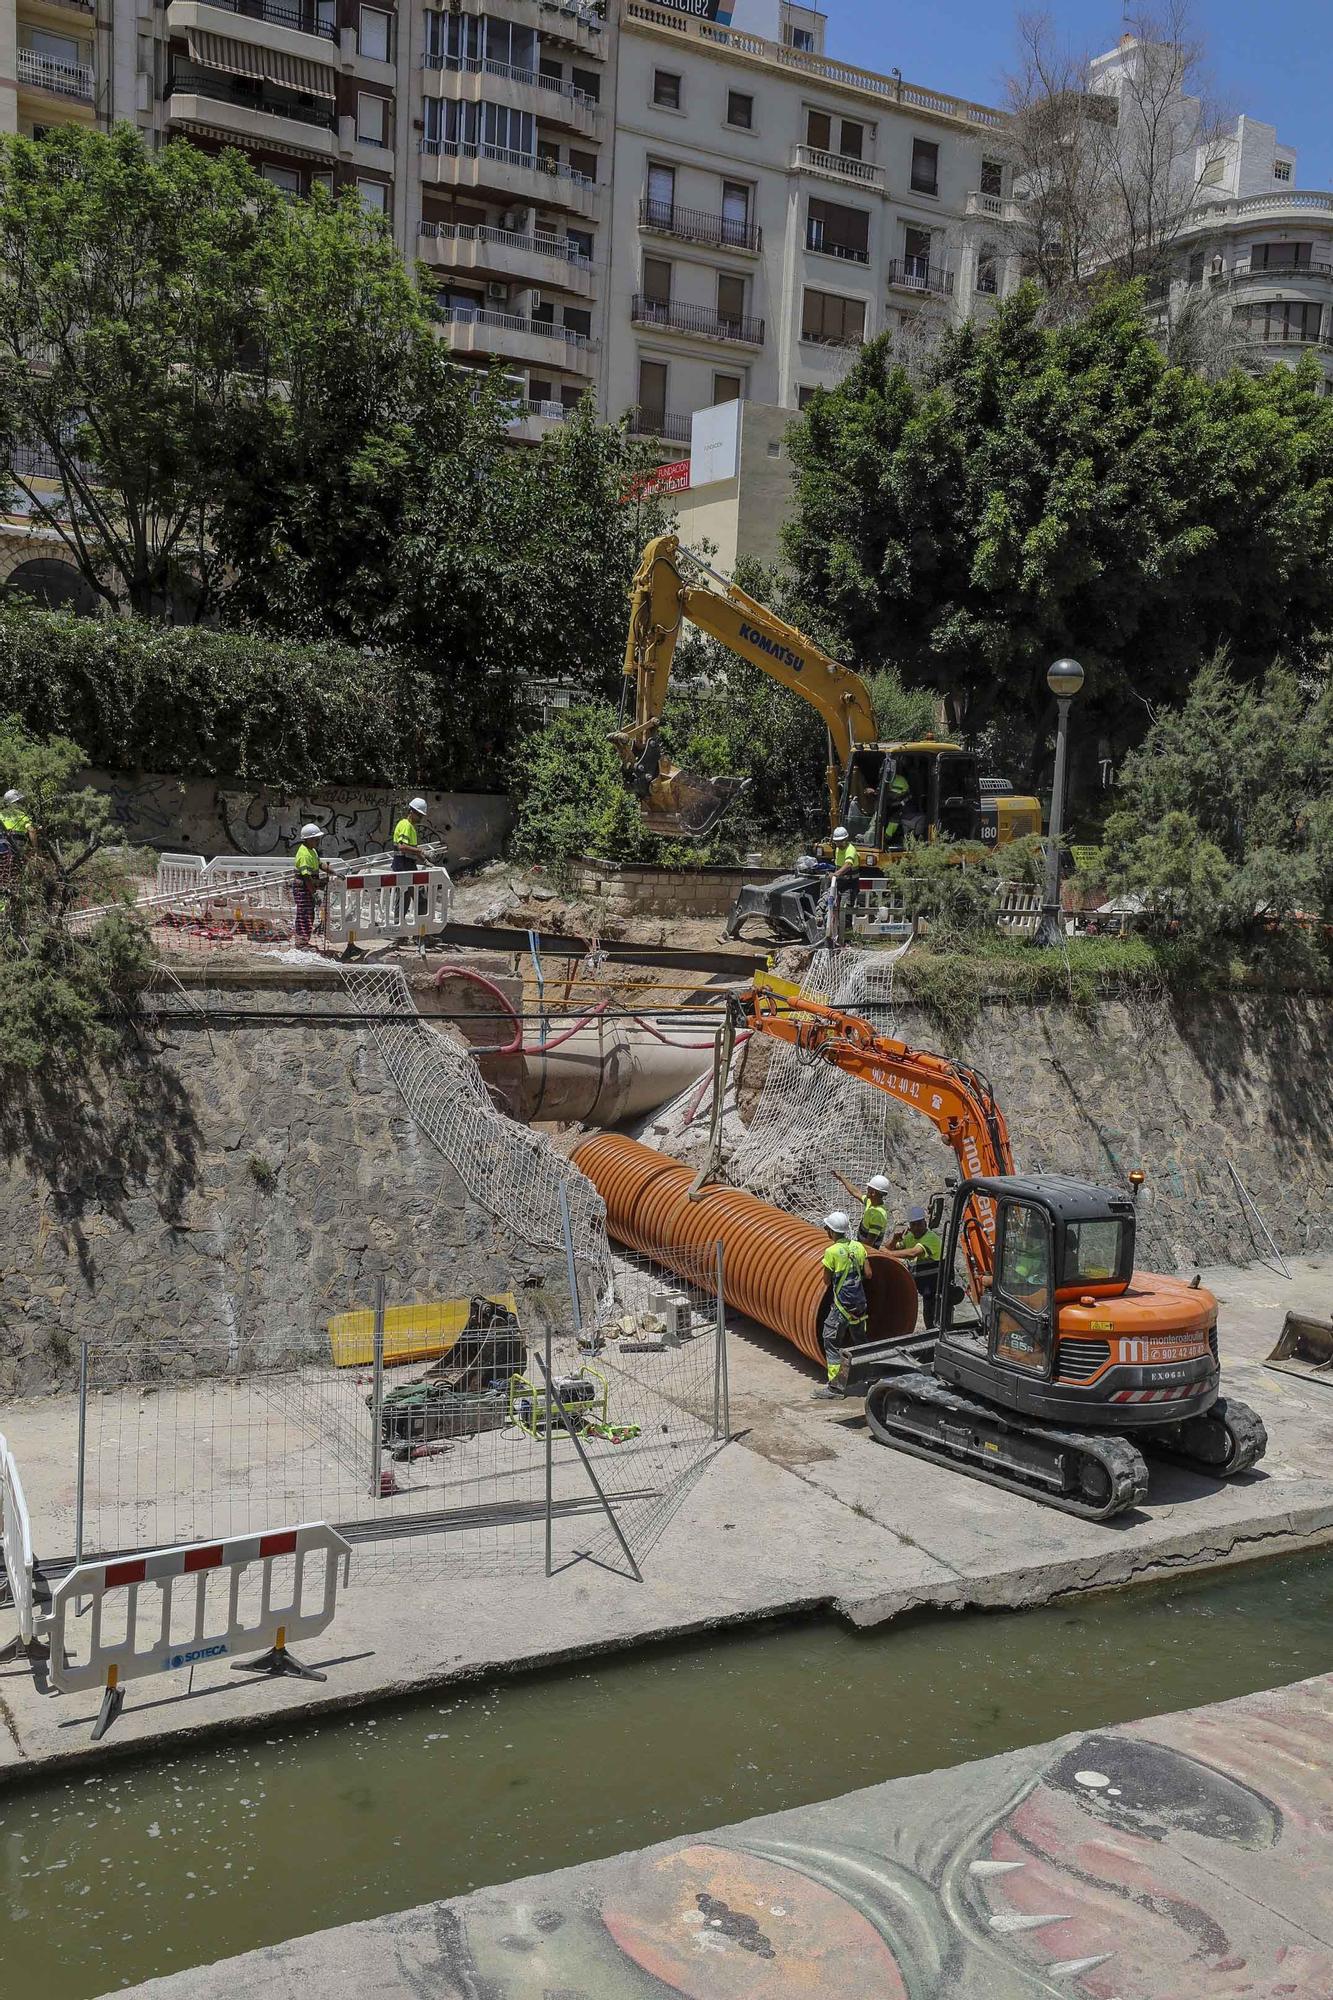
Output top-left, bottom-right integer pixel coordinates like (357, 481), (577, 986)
(826, 1), (1333, 188)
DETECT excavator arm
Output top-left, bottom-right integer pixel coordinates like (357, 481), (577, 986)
(696, 979), (1012, 1290)
(614, 534), (878, 838)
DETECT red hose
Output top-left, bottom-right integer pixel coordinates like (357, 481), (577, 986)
(432, 966), (523, 1055)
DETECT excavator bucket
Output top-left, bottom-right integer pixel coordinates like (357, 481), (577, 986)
(640, 769), (751, 840)
(1264, 1311), (1333, 1384)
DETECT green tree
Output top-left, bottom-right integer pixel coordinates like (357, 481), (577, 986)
(784, 286), (1333, 782)
(0, 716), (151, 1075)
(0, 125), (278, 617)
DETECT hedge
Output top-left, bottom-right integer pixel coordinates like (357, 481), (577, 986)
(0, 606), (442, 790)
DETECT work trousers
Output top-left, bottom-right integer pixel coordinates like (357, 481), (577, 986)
(293, 877), (318, 945)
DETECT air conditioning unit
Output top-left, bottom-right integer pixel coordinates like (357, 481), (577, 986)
(486, 281), (508, 302)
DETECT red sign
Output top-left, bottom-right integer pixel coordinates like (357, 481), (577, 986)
(624, 459), (691, 502)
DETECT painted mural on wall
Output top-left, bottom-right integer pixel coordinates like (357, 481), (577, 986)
(422, 1676), (1332, 1997)
(81, 770), (511, 868)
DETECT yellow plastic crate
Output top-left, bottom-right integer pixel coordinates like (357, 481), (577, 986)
(326, 1294), (519, 1370)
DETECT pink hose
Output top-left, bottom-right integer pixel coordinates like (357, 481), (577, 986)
(432, 965), (734, 1060)
(432, 966), (523, 1055)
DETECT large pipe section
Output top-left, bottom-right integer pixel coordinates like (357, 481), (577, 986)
(572, 1133), (919, 1366)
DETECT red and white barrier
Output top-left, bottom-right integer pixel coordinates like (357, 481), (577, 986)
(325, 868), (452, 946)
(46, 1521), (352, 1739)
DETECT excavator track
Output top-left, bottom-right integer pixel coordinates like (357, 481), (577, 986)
(864, 1368), (1151, 1522)
(1144, 1395), (1268, 1478)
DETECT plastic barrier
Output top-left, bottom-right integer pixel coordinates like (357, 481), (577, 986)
(0, 1432), (38, 1649)
(155, 853), (206, 899)
(325, 868), (453, 947)
(46, 1521), (352, 1739)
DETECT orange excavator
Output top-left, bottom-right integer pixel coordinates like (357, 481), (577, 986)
(702, 979), (1266, 1519)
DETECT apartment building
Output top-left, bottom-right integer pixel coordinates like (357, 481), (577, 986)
(1168, 116), (1333, 390)
(608, 0), (1018, 449)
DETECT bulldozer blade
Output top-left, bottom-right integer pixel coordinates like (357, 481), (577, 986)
(640, 770), (751, 840)
(1263, 1311), (1333, 1384)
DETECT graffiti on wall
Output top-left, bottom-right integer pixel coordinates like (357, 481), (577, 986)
(424, 1677), (1333, 1997)
(81, 770), (511, 869)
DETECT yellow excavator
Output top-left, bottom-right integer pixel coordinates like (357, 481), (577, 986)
(613, 536), (1040, 867)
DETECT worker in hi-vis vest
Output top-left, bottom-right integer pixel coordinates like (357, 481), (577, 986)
(391, 795), (429, 935)
(858, 1175), (892, 1248)
(890, 1202), (945, 1329)
(292, 823), (329, 947)
(814, 1210), (869, 1398)
(827, 824), (860, 946)
(0, 787), (35, 897)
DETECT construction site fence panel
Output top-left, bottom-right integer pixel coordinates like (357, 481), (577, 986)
(0, 1432), (37, 1646)
(850, 879), (1043, 940)
(46, 1521), (352, 1697)
(325, 868), (452, 946)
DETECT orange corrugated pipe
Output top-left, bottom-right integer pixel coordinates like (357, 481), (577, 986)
(572, 1133), (919, 1367)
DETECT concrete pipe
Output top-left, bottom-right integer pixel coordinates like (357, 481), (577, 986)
(572, 1132), (919, 1367)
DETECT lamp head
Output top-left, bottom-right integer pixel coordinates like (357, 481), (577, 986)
(1048, 657), (1085, 699)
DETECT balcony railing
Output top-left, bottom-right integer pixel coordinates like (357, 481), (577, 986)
(638, 196), (761, 253)
(975, 270), (999, 295)
(1213, 260), (1333, 287)
(198, 0), (338, 38)
(805, 224), (870, 264)
(630, 295), (764, 345)
(435, 304), (594, 349)
(419, 138), (595, 188)
(629, 407), (692, 443)
(792, 143), (886, 191)
(17, 47), (95, 101)
(9, 442), (93, 482)
(1237, 327), (1330, 349)
(422, 52), (597, 107)
(419, 219), (594, 267)
(886, 258), (954, 296)
(514, 398), (575, 422)
(168, 66), (336, 128)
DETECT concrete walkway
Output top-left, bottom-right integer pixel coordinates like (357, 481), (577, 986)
(2, 1256), (1331, 1778)
(117, 1667), (1333, 1998)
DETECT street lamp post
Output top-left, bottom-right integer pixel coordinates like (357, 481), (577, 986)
(1035, 656), (1084, 949)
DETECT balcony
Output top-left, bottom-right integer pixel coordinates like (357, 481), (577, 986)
(804, 223), (869, 266)
(506, 397), (577, 441)
(17, 47), (95, 102)
(418, 219), (595, 297)
(886, 258), (954, 297)
(630, 295), (764, 347)
(1210, 260), (1333, 290)
(164, 0), (339, 81)
(792, 143), (886, 193)
(628, 407), (693, 444)
(419, 138), (598, 219)
(422, 53), (600, 136)
(167, 66), (337, 153)
(1189, 188), (1333, 231)
(435, 304), (597, 375)
(638, 197), (761, 254)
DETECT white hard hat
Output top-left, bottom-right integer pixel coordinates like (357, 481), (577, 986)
(408, 796), (427, 814)
(2, 789), (23, 805)
(299, 823), (324, 840)
(822, 1210), (851, 1236)
(868, 1174), (892, 1196)
(832, 826), (849, 842)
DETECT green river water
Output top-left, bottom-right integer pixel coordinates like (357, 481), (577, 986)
(3, 1547), (1332, 1998)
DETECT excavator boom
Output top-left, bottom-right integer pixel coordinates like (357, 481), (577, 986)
(615, 535), (877, 838)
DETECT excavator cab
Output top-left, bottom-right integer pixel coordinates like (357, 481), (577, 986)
(832, 743), (986, 860)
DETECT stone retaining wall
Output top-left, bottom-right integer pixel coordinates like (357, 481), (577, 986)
(571, 857), (786, 919)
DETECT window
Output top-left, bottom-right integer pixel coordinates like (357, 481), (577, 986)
(722, 181), (751, 241)
(980, 157), (1003, 197)
(910, 137), (939, 196)
(1187, 250), (1205, 283)
(529, 377), (553, 403)
(563, 306), (592, 337)
(1274, 159), (1292, 182)
(998, 1205), (1050, 1308)
(1062, 1219), (1129, 1287)
(560, 384), (583, 411)
(539, 57), (563, 85)
(641, 255), (672, 306)
(839, 119), (863, 162)
(24, 27), (81, 61)
(807, 197), (870, 263)
(645, 160), (676, 225)
(356, 92), (388, 145)
(653, 69), (681, 110)
(569, 148), (597, 181)
(1251, 241), (1312, 270)
(566, 226), (594, 261)
(727, 90), (753, 130)
(310, 170), (334, 194)
(798, 384), (817, 409)
(532, 298), (555, 326)
(806, 108), (832, 151)
(356, 178), (388, 216)
(713, 372), (741, 402)
(482, 16), (535, 69)
(572, 66), (600, 102)
(261, 163), (302, 196)
(1250, 300), (1323, 342)
(638, 358), (668, 426)
(358, 5), (390, 60)
(975, 244), (998, 295)
(789, 26), (815, 50)
(1200, 157), (1224, 186)
(801, 288), (866, 345)
(717, 272), (746, 331)
(903, 224), (932, 280)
